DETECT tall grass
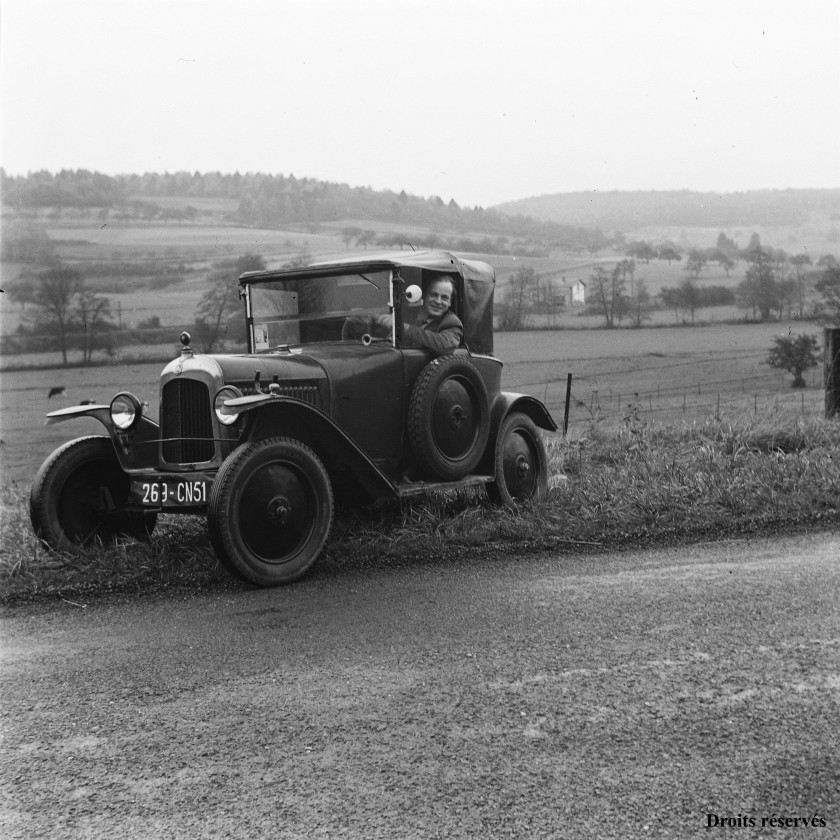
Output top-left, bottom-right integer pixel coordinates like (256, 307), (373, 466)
(3, 411), (840, 602)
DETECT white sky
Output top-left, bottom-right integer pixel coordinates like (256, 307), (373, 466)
(1, 0), (838, 208)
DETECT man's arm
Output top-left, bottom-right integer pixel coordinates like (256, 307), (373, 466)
(402, 313), (463, 354)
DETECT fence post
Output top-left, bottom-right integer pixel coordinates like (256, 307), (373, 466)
(563, 373), (572, 437)
(825, 327), (840, 419)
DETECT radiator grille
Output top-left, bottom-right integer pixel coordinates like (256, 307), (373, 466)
(161, 379), (214, 464)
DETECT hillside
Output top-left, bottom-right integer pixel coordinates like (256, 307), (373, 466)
(494, 188), (840, 229)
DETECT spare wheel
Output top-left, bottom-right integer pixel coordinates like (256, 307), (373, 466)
(408, 355), (490, 480)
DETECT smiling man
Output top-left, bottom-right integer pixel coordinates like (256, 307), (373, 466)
(402, 274), (463, 354)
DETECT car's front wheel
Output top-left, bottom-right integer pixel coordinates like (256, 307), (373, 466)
(487, 412), (548, 506)
(208, 437), (333, 586)
(30, 436), (157, 550)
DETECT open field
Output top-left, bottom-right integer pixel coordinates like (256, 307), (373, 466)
(629, 219), (840, 257)
(497, 321), (826, 425)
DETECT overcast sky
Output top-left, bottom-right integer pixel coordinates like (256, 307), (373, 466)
(1, 0), (838, 208)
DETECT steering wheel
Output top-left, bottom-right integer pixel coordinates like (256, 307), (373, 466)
(341, 315), (392, 343)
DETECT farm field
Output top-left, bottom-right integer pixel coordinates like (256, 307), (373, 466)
(499, 321), (825, 425)
(2, 210), (776, 342)
(0, 321), (826, 489)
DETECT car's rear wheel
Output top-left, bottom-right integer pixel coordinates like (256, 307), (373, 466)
(408, 355), (490, 480)
(208, 437), (333, 587)
(487, 412), (548, 506)
(30, 436), (157, 551)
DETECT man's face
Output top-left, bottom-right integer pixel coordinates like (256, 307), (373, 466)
(423, 278), (453, 320)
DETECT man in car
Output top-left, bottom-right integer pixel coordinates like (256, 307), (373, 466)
(401, 274), (463, 353)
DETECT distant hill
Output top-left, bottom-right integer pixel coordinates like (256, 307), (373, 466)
(0, 169), (609, 255)
(494, 189), (840, 233)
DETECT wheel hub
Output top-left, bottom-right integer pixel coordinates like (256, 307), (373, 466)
(515, 454), (530, 478)
(267, 496), (291, 524)
(449, 404), (465, 429)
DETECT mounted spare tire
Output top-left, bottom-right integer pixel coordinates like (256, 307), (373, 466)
(408, 354), (490, 480)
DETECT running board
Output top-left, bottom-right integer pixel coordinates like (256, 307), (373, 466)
(394, 474), (494, 498)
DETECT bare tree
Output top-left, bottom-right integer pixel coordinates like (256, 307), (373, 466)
(589, 265), (626, 328)
(32, 266), (83, 364)
(815, 266), (840, 323)
(790, 253), (812, 318)
(194, 253), (265, 352)
(680, 278), (699, 325)
(76, 288), (112, 363)
(738, 247), (779, 321)
(498, 266), (538, 330)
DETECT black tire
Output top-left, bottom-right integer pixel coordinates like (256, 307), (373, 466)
(487, 412), (548, 506)
(208, 437), (333, 587)
(408, 355), (490, 480)
(29, 436), (157, 551)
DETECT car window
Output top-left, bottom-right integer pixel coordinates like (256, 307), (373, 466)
(249, 271), (392, 349)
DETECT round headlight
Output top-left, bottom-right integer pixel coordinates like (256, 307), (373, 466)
(214, 386), (242, 425)
(110, 392), (143, 431)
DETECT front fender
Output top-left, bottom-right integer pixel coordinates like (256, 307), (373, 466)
(45, 404), (112, 427)
(229, 396), (396, 502)
(45, 405), (161, 471)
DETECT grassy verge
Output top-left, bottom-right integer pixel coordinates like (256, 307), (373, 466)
(3, 411), (840, 604)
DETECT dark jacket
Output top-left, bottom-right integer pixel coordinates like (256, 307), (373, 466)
(403, 309), (463, 354)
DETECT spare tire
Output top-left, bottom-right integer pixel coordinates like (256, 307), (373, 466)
(408, 355), (490, 480)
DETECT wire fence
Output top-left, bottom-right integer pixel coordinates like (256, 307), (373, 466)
(510, 359), (827, 431)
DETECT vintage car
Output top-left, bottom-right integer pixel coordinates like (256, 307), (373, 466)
(30, 250), (556, 586)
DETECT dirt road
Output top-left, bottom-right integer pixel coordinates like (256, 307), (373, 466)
(2, 533), (838, 839)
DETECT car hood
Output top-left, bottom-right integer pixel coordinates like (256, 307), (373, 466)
(208, 352), (328, 386)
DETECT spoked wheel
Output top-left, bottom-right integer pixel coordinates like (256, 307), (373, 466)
(487, 412), (548, 506)
(208, 437), (333, 587)
(30, 436), (157, 550)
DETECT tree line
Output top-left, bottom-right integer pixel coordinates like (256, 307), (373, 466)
(1, 168), (611, 255)
(3, 252), (277, 362)
(498, 188), (840, 231)
(499, 234), (840, 330)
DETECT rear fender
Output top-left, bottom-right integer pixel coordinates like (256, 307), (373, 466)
(491, 392), (557, 433)
(45, 405), (161, 471)
(234, 397), (396, 502)
(479, 392), (557, 472)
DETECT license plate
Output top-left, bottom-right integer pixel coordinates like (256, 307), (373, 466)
(131, 478), (209, 507)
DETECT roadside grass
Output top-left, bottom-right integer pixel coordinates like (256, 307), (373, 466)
(2, 410), (840, 603)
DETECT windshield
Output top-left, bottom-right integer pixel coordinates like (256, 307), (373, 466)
(248, 271), (392, 350)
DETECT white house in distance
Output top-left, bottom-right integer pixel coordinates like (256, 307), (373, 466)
(560, 276), (586, 306)
(540, 273), (586, 307)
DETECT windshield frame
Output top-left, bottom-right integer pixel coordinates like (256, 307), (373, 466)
(243, 269), (395, 352)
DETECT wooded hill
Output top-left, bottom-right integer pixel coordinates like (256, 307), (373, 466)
(495, 189), (840, 232)
(4, 169), (837, 257)
(0, 169), (609, 254)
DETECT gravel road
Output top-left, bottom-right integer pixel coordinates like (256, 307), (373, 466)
(2, 532), (839, 839)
